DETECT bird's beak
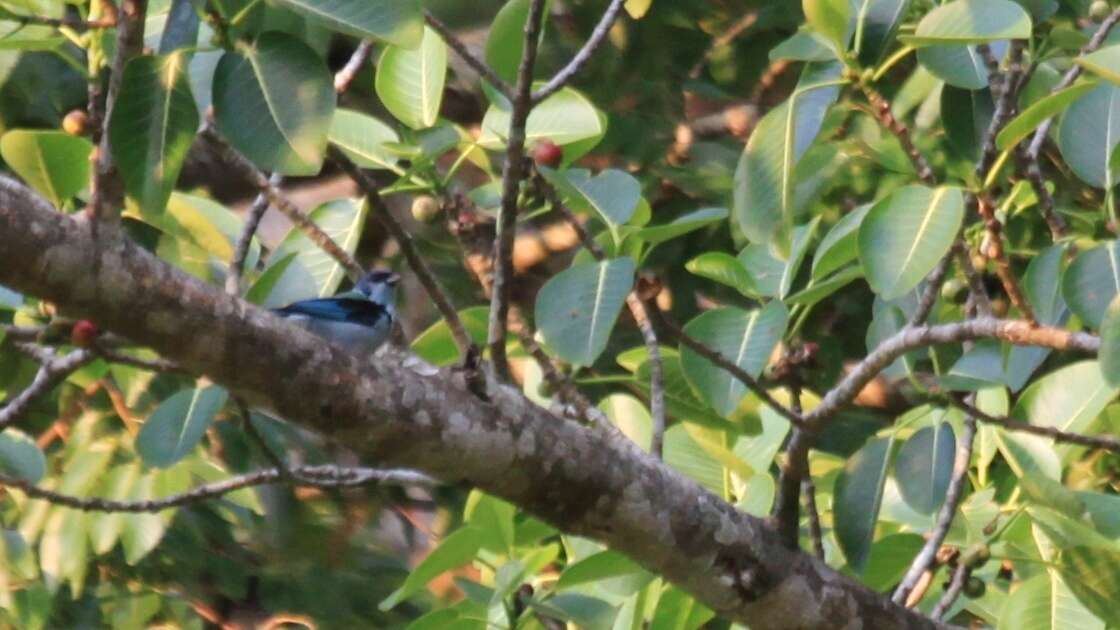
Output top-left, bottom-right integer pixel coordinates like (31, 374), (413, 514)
(387, 272), (401, 286)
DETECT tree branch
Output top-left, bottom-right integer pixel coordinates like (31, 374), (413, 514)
(532, 0), (627, 103)
(0, 345), (95, 429)
(333, 40), (373, 94)
(0, 465), (434, 513)
(226, 173), (277, 296)
(943, 395), (1120, 452)
(487, 0), (548, 382)
(930, 564), (971, 621)
(424, 12), (515, 99)
(0, 174), (950, 630)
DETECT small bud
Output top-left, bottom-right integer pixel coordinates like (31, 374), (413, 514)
(410, 195), (440, 223)
(62, 110), (89, 136)
(1091, 1), (1111, 22)
(70, 320), (99, 347)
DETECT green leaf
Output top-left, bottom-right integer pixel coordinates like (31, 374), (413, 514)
(999, 571), (1106, 630)
(785, 264), (863, 307)
(119, 473), (170, 564)
(858, 185), (965, 300)
(997, 81), (1098, 150)
(89, 463), (140, 555)
(600, 394), (652, 452)
(835, 436), (895, 571)
(1062, 240), (1120, 328)
(538, 167), (641, 236)
(486, 0), (534, 84)
(328, 108), (401, 171)
(680, 302), (788, 416)
(812, 203), (870, 279)
(779, 219), (819, 299)
(535, 257), (635, 366)
(649, 586), (714, 630)
(411, 306), (490, 366)
(905, 0), (1031, 46)
(269, 0), (422, 47)
(632, 206), (727, 247)
(861, 533), (924, 589)
(733, 61), (843, 249)
(770, 30), (836, 62)
(213, 32), (335, 175)
(664, 424), (731, 497)
(685, 252), (756, 297)
(1057, 547), (1120, 626)
(376, 26), (447, 129)
(1101, 297), (1120, 386)
(853, 0), (912, 64)
(380, 526), (483, 610)
(916, 44), (995, 90)
(135, 386), (229, 468)
(260, 198), (369, 307)
(1057, 84), (1120, 189)
(941, 85), (993, 160)
(109, 53), (198, 215)
(737, 244), (788, 298)
(557, 550), (643, 590)
(0, 130), (92, 207)
(464, 491), (515, 554)
(802, 0), (850, 50)
(1076, 44), (1120, 87)
(894, 422), (955, 514)
(0, 429), (45, 483)
(479, 85), (604, 149)
(39, 508), (88, 595)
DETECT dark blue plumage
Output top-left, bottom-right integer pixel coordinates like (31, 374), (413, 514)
(270, 270), (399, 352)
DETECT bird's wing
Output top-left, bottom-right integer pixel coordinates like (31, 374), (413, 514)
(272, 298), (389, 327)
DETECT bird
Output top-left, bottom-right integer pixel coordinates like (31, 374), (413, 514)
(271, 270), (399, 352)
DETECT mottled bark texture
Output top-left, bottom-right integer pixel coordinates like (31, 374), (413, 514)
(0, 179), (947, 630)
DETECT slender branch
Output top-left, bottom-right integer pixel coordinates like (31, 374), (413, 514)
(0, 465), (435, 513)
(772, 389), (810, 550)
(1022, 7), (1120, 238)
(330, 148), (474, 358)
(804, 319), (1098, 429)
(487, 0), (548, 381)
(88, 0), (147, 223)
(944, 395), (1120, 452)
(0, 346), (95, 429)
(333, 40), (373, 94)
(0, 8), (115, 30)
(930, 564), (971, 620)
(910, 256), (951, 327)
(513, 324), (612, 429)
(226, 174), (277, 296)
(532, 0), (627, 104)
(892, 408), (977, 605)
(953, 244), (993, 318)
(856, 82), (934, 185)
(802, 474), (825, 561)
(200, 126), (364, 282)
(548, 201), (668, 454)
(424, 12), (515, 99)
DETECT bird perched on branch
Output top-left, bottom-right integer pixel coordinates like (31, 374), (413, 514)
(271, 270), (399, 352)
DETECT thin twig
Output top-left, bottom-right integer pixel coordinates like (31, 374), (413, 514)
(0, 346), (95, 429)
(532, 0), (627, 104)
(909, 256), (951, 327)
(857, 82), (934, 185)
(944, 395), (1120, 452)
(1022, 7), (1120, 238)
(201, 126), (364, 282)
(804, 319), (1098, 429)
(226, 174), (278, 296)
(803, 474), (825, 561)
(0, 465), (436, 513)
(330, 148), (474, 357)
(424, 12), (515, 99)
(88, 0), (147, 223)
(549, 201), (668, 454)
(772, 388), (810, 549)
(513, 324), (612, 429)
(487, 0), (548, 382)
(333, 40), (373, 94)
(930, 564), (971, 620)
(688, 11), (758, 79)
(892, 407), (977, 605)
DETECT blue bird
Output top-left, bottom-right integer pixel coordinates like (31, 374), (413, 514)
(271, 270), (399, 352)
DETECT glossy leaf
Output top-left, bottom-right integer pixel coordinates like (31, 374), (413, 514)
(538, 167), (641, 234)
(479, 86), (603, 149)
(269, 0), (422, 47)
(916, 44), (995, 90)
(733, 61), (843, 249)
(109, 53), (198, 215)
(835, 436), (895, 572)
(0, 429), (45, 483)
(906, 0), (1031, 46)
(894, 422), (955, 514)
(802, 0), (849, 49)
(1062, 241), (1120, 328)
(853, 0), (911, 63)
(1058, 546), (1120, 626)
(737, 244), (787, 298)
(685, 252), (756, 296)
(0, 130), (92, 206)
(135, 386), (229, 468)
(535, 258), (635, 366)
(1057, 84), (1120, 189)
(328, 108), (401, 171)
(680, 302), (788, 416)
(812, 203), (870, 279)
(213, 32), (335, 175)
(411, 306), (490, 367)
(260, 198), (369, 308)
(376, 26), (447, 130)
(997, 81), (1098, 150)
(486, 0), (534, 84)
(858, 185), (965, 300)
(941, 85), (993, 160)
(999, 571), (1106, 630)
(1076, 44), (1120, 87)
(556, 550), (643, 590)
(1011, 361), (1117, 459)
(785, 264), (863, 306)
(380, 527), (483, 610)
(633, 206), (727, 247)
(770, 30), (836, 62)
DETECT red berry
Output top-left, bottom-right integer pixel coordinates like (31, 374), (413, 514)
(532, 140), (563, 168)
(70, 320), (99, 346)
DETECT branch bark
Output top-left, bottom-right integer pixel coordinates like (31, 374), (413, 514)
(0, 176), (950, 630)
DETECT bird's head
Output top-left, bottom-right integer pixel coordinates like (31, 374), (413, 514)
(356, 270), (400, 308)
